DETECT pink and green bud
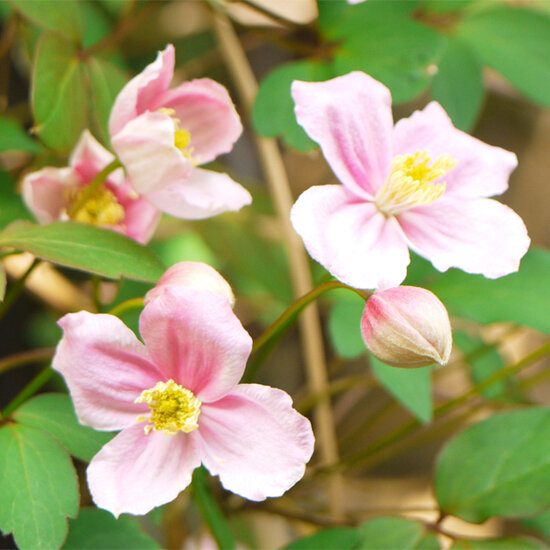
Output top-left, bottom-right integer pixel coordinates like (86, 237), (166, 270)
(145, 261), (234, 307)
(361, 286), (452, 368)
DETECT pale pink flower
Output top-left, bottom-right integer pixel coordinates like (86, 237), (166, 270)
(290, 72), (530, 290)
(52, 287), (314, 517)
(109, 44), (252, 220)
(145, 261), (235, 307)
(361, 286), (452, 368)
(22, 130), (160, 244)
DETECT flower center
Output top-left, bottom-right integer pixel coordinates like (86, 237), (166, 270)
(67, 185), (125, 226)
(135, 379), (201, 435)
(157, 108), (198, 163)
(374, 151), (457, 217)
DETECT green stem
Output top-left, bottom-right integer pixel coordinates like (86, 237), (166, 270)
(107, 297), (144, 317)
(334, 339), (550, 472)
(435, 339), (550, 417)
(300, 374), (373, 414)
(0, 347), (54, 375)
(296, 374), (373, 414)
(91, 274), (102, 311)
(192, 466), (235, 550)
(2, 366), (53, 417)
(68, 159), (121, 218)
(0, 258), (40, 322)
(354, 402), (487, 474)
(243, 281), (368, 382)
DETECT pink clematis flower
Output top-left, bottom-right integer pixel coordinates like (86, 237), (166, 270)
(52, 284), (314, 517)
(109, 44), (252, 220)
(22, 130), (160, 244)
(290, 72), (530, 290)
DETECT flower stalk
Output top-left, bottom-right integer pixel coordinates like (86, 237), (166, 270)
(244, 280), (368, 382)
(67, 158), (121, 218)
(2, 366), (53, 417)
(0, 258), (40, 323)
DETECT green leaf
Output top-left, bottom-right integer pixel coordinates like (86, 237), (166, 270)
(14, 393), (115, 462)
(284, 528), (361, 549)
(370, 357), (432, 423)
(319, 1), (421, 40)
(453, 332), (508, 401)
(457, 6), (550, 107)
(435, 407), (550, 522)
(32, 32), (88, 152)
(0, 170), (32, 229)
(0, 221), (165, 283)
(430, 37), (484, 131)
(333, 17), (443, 103)
(174, 30), (216, 65)
(426, 248), (550, 335)
(197, 215), (292, 323)
(152, 231), (218, 268)
(9, 0), (84, 41)
(97, 0), (130, 18)
(0, 423), (79, 550)
(452, 537), (548, 549)
(357, 517), (440, 549)
(252, 60), (333, 151)
(0, 116), (42, 153)
(192, 466), (236, 550)
(328, 294), (366, 359)
(81, 0), (112, 49)
(523, 510), (550, 543)
(18, 18), (43, 66)
(85, 57), (128, 145)
(63, 508), (161, 549)
(419, 1), (473, 14)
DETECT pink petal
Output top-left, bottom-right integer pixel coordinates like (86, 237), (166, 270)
(399, 197), (530, 278)
(139, 287), (252, 403)
(291, 72), (393, 198)
(290, 185), (410, 289)
(198, 384), (314, 501)
(69, 130), (123, 185)
(393, 102), (517, 199)
(152, 78), (243, 165)
(119, 195), (161, 244)
(109, 44), (175, 136)
(111, 111), (193, 195)
(87, 423), (201, 516)
(143, 167), (252, 220)
(145, 261), (235, 307)
(53, 311), (164, 431)
(22, 166), (79, 224)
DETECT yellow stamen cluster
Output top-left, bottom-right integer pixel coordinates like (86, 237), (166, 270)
(375, 151), (457, 217)
(157, 108), (197, 163)
(135, 379), (201, 435)
(67, 186), (125, 226)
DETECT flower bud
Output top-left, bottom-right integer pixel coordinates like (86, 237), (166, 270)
(361, 286), (452, 368)
(145, 262), (235, 307)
